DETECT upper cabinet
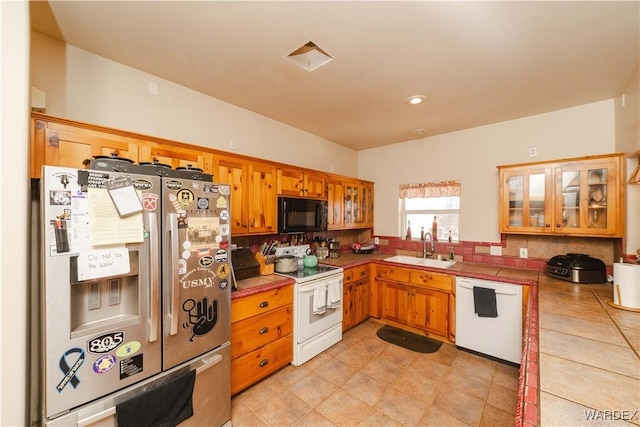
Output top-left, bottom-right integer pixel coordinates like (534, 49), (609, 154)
(277, 167), (326, 199)
(30, 113), (373, 234)
(214, 154), (277, 236)
(31, 116), (141, 178)
(498, 154), (624, 237)
(328, 178), (374, 230)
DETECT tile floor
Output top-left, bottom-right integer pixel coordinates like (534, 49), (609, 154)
(231, 319), (519, 427)
(538, 278), (640, 426)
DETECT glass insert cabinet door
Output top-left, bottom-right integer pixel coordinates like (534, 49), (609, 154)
(503, 168), (552, 231)
(558, 165), (610, 233)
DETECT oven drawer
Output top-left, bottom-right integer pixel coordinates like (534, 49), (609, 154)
(231, 305), (293, 358)
(231, 285), (293, 322)
(231, 334), (293, 395)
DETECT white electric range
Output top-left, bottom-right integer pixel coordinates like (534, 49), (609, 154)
(274, 245), (344, 365)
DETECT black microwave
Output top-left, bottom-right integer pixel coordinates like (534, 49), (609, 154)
(277, 197), (328, 234)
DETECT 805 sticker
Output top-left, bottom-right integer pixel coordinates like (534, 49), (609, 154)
(87, 331), (125, 354)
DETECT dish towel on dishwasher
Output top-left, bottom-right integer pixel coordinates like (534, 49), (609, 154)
(313, 285), (327, 314)
(473, 286), (498, 317)
(327, 281), (341, 309)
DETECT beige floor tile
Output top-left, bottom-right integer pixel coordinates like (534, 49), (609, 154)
(444, 368), (491, 401)
(316, 389), (371, 427)
(271, 364), (312, 387)
(313, 357), (359, 387)
(289, 371), (338, 407)
(433, 387), (485, 426)
(233, 375), (286, 410)
(377, 342), (419, 368)
(374, 386), (428, 426)
(334, 346), (374, 370)
(360, 355), (404, 384)
(420, 406), (473, 426)
(539, 310), (629, 347)
(486, 383), (517, 415)
(294, 409), (337, 427)
(341, 371), (390, 406)
(391, 368), (439, 405)
(491, 363), (519, 391)
(357, 408), (404, 427)
(253, 390), (312, 426)
(450, 351), (496, 381)
(540, 329), (640, 379)
(540, 353), (640, 413)
(540, 391), (637, 426)
(479, 404), (516, 427)
(409, 356), (452, 382)
(301, 351), (334, 372)
(351, 335), (389, 356)
(231, 399), (269, 427)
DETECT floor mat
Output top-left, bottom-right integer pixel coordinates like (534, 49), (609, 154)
(376, 325), (443, 353)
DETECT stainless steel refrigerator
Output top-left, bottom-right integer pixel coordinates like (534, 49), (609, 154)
(35, 162), (232, 426)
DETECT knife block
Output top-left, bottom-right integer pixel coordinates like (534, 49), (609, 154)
(255, 252), (274, 275)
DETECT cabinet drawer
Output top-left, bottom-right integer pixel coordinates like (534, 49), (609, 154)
(409, 271), (453, 292)
(231, 334), (293, 395)
(343, 268), (355, 284)
(231, 285), (293, 323)
(375, 265), (410, 283)
(353, 264), (370, 281)
(231, 305), (293, 359)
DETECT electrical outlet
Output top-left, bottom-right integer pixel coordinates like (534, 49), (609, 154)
(229, 138), (237, 150)
(490, 245), (502, 256)
(528, 147), (537, 157)
(519, 248), (528, 258)
(374, 237), (380, 245)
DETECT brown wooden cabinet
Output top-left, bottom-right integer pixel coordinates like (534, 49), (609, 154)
(30, 113), (374, 234)
(277, 167), (326, 199)
(230, 285), (293, 395)
(498, 153), (624, 237)
(31, 116), (141, 178)
(215, 154), (277, 235)
(374, 264), (454, 341)
(342, 264), (371, 331)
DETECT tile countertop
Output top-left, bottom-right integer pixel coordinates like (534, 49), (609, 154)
(232, 253), (640, 426)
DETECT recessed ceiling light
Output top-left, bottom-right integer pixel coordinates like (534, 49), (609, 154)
(414, 128), (426, 136)
(406, 95), (425, 105)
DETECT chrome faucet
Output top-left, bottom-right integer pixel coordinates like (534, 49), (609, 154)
(422, 232), (433, 258)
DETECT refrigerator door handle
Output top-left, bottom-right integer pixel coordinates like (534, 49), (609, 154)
(149, 212), (159, 342)
(196, 354), (223, 374)
(77, 407), (116, 427)
(168, 213), (180, 335)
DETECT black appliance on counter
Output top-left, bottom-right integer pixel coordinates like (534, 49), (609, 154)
(546, 253), (607, 283)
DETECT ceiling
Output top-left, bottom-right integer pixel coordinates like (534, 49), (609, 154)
(30, 1), (640, 151)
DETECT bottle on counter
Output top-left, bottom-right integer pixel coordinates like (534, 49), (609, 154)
(449, 247), (455, 260)
(432, 216), (438, 242)
(406, 221), (412, 240)
(448, 230), (452, 243)
(420, 226), (424, 240)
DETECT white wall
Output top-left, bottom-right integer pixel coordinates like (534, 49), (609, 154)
(359, 100), (617, 242)
(1, 2), (30, 425)
(30, 33), (359, 177)
(615, 62), (640, 255)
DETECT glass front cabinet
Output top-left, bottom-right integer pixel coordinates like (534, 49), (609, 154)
(498, 154), (624, 237)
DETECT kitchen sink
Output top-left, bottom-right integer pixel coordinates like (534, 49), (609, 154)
(384, 255), (456, 269)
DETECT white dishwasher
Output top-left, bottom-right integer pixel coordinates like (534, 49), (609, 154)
(455, 277), (523, 364)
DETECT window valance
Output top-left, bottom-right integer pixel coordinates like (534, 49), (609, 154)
(399, 180), (461, 199)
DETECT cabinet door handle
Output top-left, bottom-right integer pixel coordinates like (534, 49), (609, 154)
(259, 301), (269, 308)
(546, 224), (551, 228)
(556, 223), (561, 228)
(259, 327), (269, 335)
(259, 359), (269, 367)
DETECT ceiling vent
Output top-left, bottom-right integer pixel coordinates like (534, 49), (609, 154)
(287, 41), (332, 72)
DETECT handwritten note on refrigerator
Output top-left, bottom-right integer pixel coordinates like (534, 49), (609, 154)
(88, 188), (144, 246)
(77, 246), (130, 281)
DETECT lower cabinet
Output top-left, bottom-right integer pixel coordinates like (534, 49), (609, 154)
(230, 285), (293, 395)
(375, 265), (454, 342)
(342, 264), (371, 331)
